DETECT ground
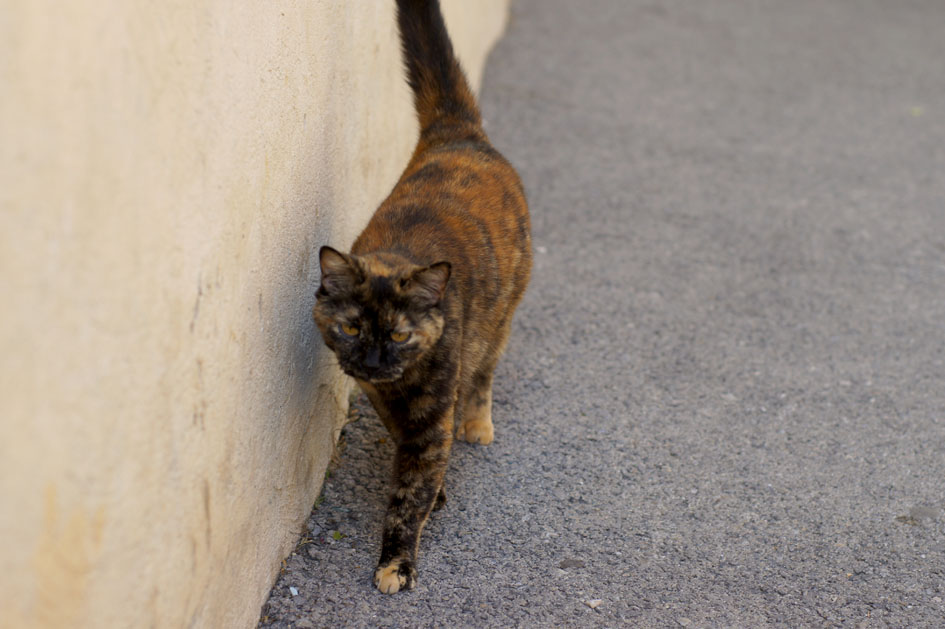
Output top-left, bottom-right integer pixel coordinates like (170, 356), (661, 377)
(259, 0), (945, 626)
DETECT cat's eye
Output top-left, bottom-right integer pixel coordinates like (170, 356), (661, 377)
(390, 331), (409, 343)
(340, 324), (360, 337)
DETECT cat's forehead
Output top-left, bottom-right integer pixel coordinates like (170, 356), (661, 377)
(356, 299), (409, 329)
(357, 254), (415, 302)
(345, 252), (420, 321)
(348, 259), (409, 322)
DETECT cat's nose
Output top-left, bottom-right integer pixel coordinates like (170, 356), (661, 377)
(364, 347), (381, 369)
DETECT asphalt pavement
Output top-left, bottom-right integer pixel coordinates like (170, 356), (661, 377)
(259, 1), (945, 626)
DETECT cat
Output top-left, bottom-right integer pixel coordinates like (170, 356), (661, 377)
(312, 0), (531, 594)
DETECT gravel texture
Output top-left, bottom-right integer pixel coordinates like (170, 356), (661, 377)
(260, 0), (945, 626)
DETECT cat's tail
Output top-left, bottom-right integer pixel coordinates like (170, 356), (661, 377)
(395, 0), (482, 134)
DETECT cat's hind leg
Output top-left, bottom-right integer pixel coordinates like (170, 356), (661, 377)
(456, 369), (494, 445)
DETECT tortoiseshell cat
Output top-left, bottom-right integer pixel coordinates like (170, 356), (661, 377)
(312, 0), (531, 594)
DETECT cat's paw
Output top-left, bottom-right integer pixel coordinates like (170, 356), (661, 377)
(456, 418), (494, 445)
(373, 558), (417, 594)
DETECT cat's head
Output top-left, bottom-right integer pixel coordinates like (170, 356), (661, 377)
(312, 246), (451, 383)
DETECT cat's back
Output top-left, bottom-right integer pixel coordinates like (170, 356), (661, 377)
(352, 0), (530, 319)
(354, 136), (531, 311)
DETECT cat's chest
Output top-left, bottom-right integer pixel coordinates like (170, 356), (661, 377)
(357, 378), (444, 434)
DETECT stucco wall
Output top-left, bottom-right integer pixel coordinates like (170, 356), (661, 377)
(0, 1), (508, 627)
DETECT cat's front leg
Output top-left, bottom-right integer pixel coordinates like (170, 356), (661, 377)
(374, 417), (452, 594)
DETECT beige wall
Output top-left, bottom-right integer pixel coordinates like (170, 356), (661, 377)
(0, 1), (508, 627)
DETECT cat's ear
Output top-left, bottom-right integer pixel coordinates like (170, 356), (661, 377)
(318, 246), (360, 295)
(404, 261), (451, 308)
